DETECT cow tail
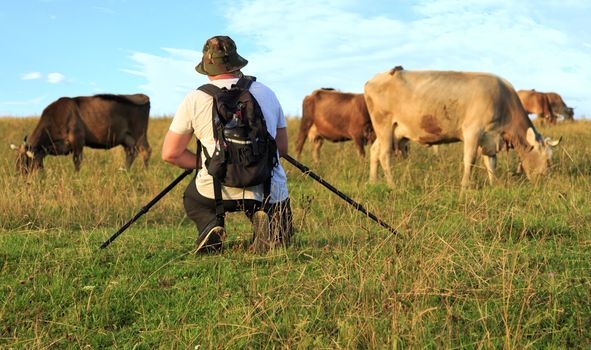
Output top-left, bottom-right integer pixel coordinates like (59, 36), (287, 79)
(295, 96), (314, 158)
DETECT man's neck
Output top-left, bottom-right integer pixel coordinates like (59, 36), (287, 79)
(209, 73), (239, 80)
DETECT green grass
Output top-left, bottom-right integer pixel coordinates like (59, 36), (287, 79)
(1, 117), (590, 348)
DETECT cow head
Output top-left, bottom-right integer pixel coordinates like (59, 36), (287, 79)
(565, 107), (574, 121)
(10, 136), (43, 174)
(520, 127), (561, 180)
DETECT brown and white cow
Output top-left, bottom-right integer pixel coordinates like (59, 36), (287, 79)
(517, 89), (556, 125)
(364, 69), (560, 189)
(10, 94), (152, 173)
(295, 88), (408, 163)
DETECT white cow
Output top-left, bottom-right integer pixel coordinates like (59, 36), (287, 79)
(364, 68), (560, 189)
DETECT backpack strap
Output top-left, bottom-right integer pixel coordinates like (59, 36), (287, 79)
(197, 83), (222, 96)
(212, 177), (225, 227)
(198, 83), (226, 227)
(236, 77), (254, 90)
(200, 146), (225, 227)
(234, 76), (273, 208)
(196, 140), (202, 170)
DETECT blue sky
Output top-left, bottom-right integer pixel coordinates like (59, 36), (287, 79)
(1, 0), (590, 118)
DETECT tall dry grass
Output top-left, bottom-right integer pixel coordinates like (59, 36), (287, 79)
(1, 116), (590, 348)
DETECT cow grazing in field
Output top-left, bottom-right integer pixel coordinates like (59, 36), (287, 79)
(517, 89), (556, 125)
(295, 88), (408, 163)
(10, 94), (152, 173)
(545, 92), (574, 122)
(364, 69), (560, 189)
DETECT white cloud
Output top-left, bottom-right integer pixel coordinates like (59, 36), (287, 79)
(230, 0), (591, 116)
(222, 0), (410, 115)
(123, 48), (203, 115)
(22, 72), (42, 80)
(21, 71), (68, 84)
(47, 72), (65, 84)
(125, 0), (591, 117)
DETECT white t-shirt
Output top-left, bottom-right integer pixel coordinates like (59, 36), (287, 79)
(169, 78), (289, 203)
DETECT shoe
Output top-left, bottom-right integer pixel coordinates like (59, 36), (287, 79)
(252, 210), (271, 254)
(195, 226), (225, 253)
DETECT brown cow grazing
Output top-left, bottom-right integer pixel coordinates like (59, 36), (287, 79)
(517, 89), (556, 125)
(364, 69), (560, 189)
(295, 88), (408, 163)
(295, 89), (374, 163)
(545, 92), (574, 121)
(10, 94), (152, 173)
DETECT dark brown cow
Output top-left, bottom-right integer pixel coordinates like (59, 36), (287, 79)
(10, 94), (151, 173)
(517, 89), (556, 125)
(295, 88), (407, 163)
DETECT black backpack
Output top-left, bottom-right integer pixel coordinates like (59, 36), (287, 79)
(197, 77), (278, 220)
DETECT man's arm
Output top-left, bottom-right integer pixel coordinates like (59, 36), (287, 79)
(162, 130), (198, 169)
(276, 127), (288, 157)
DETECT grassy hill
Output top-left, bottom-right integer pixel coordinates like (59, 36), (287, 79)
(1, 116), (590, 348)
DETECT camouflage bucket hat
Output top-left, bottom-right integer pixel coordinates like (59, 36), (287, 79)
(195, 35), (248, 75)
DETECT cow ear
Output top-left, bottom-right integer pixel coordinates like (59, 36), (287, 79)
(545, 136), (561, 147)
(526, 127), (539, 147)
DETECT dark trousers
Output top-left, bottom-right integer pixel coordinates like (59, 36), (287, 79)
(183, 178), (293, 244)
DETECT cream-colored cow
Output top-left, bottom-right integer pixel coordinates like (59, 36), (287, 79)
(364, 68), (560, 189)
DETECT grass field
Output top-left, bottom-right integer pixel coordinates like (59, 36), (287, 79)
(1, 116), (590, 349)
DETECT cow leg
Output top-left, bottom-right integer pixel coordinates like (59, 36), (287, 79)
(140, 145), (152, 168)
(461, 136), (479, 189)
(138, 137), (152, 168)
(353, 136), (366, 159)
(394, 137), (410, 159)
(369, 116), (394, 185)
(402, 141), (410, 159)
(370, 125), (394, 186)
(515, 162), (524, 176)
(311, 136), (323, 163)
(430, 145), (440, 156)
(124, 147), (138, 169)
(68, 129), (84, 172)
(294, 133), (306, 160)
(73, 151), (83, 171)
(537, 113), (546, 127)
(481, 154), (497, 185)
(369, 139), (380, 183)
(123, 134), (138, 169)
(378, 132), (394, 186)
